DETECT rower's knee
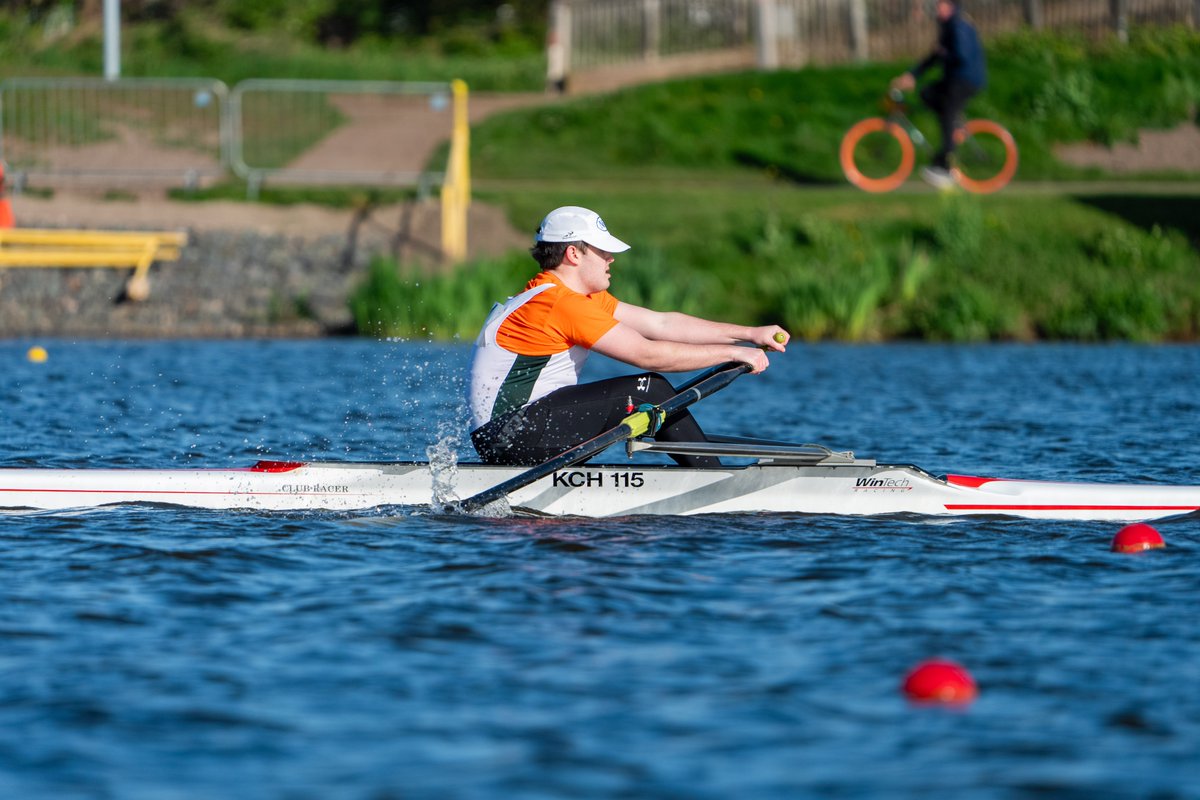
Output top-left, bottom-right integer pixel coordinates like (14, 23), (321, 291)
(634, 372), (676, 403)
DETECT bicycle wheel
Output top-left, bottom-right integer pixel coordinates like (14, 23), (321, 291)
(840, 118), (915, 193)
(952, 120), (1018, 194)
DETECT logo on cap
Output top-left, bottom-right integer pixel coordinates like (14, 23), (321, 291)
(596, 217), (609, 232)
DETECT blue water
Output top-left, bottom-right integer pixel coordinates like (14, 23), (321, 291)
(2, 340), (1198, 799)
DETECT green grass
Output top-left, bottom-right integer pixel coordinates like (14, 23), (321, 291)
(345, 26), (1199, 343)
(168, 183), (420, 207)
(0, 11), (546, 91)
(350, 253), (536, 340)
(355, 185), (1200, 342)
(469, 27), (1200, 184)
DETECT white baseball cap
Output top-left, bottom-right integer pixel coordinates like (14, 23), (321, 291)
(535, 206), (631, 253)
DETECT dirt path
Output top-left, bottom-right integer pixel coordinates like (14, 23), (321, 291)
(284, 91), (550, 176)
(1055, 124), (1200, 173)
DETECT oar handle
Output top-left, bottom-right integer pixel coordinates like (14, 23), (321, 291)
(674, 331), (785, 393)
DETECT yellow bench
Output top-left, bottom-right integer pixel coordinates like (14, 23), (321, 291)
(0, 228), (188, 301)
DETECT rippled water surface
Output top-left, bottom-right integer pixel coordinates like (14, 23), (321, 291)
(2, 340), (1198, 799)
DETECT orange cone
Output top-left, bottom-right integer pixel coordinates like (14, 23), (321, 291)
(0, 163), (14, 228)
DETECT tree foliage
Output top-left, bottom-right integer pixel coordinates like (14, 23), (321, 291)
(5, 0), (551, 47)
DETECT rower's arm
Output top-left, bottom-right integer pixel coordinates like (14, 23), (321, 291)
(614, 302), (789, 351)
(592, 321), (768, 374)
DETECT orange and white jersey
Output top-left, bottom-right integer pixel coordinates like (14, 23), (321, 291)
(468, 272), (619, 431)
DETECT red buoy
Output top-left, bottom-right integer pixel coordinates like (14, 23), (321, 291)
(1111, 523), (1165, 553)
(902, 659), (977, 704)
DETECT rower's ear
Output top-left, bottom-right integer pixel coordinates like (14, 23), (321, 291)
(563, 244), (586, 266)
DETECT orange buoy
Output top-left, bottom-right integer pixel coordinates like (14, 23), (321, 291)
(902, 659), (977, 704)
(0, 162), (13, 228)
(1110, 523), (1165, 553)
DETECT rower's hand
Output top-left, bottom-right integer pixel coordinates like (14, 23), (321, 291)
(733, 346), (770, 375)
(891, 72), (915, 92)
(751, 326), (789, 352)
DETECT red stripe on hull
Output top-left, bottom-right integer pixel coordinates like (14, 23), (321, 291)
(945, 504), (1199, 512)
(250, 461), (307, 473)
(945, 474), (1000, 488)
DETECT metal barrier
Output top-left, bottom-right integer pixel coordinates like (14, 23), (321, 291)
(229, 78), (458, 198)
(548, 0), (1199, 85)
(0, 77), (228, 188)
(0, 77), (472, 262)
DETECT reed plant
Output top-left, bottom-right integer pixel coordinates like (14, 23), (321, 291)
(349, 253), (532, 339)
(354, 190), (1200, 342)
(349, 246), (722, 339)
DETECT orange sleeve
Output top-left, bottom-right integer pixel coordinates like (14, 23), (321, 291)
(592, 290), (618, 315)
(547, 291), (618, 348)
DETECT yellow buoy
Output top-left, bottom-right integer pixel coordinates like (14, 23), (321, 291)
(26, 345), (48, 363)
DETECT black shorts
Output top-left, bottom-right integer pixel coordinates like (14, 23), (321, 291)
(471, 372), (719, 469)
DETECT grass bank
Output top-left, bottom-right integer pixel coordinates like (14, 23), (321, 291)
(352, 186), (1200, 342)
(348, 28), (1200, 342)
(470, 27), (1200, 184)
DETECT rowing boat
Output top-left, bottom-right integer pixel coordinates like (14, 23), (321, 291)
(3, 438), (1197, 520)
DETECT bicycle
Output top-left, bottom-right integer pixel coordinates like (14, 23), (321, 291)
(839, 89), (1018, 194)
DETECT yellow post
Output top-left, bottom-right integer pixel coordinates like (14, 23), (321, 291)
(440, 79), (471, 263)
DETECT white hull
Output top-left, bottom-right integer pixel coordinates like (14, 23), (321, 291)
(2, 457), (1198, 521)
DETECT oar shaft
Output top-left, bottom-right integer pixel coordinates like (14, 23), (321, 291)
(660, 362), (751, 417)
(459, 423), (632, 512)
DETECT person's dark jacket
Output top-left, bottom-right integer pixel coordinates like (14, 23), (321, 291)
(911, 10), (986, 90)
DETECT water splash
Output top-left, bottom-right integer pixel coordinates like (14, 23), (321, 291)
(426, 421), (462, 511)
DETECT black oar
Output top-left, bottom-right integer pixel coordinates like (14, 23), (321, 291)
(459, 360), (753, 513)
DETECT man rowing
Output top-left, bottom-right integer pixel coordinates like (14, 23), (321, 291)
(467, 205), (789, 468)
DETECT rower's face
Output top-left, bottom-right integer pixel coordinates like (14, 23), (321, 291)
(580, 245), (614, 293)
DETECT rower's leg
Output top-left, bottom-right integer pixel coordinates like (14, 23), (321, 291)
(472, 374), (718, 468)
(626, 373), (721, 468)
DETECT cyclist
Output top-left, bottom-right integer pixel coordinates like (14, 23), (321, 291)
(891, 0), (987, 189)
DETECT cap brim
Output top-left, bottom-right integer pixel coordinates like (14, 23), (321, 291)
(583, 230), (631, 253)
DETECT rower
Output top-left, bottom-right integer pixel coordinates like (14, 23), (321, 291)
(467, 206), (789, 468)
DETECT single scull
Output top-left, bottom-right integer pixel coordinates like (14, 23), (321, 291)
(2, 438), (1197, 520)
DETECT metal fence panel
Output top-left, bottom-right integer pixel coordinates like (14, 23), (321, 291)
(570, 0), (652, 68)
(659, 0), (756, 56)
(0, 77), (228, 186)
(557, 0), (1198, 81)
(774, 0), (858, 66)
(230, 79), (456, 194)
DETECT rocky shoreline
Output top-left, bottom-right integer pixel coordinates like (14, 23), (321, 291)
(1, 193), (529, 339)
(0, 230), (368, 339)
